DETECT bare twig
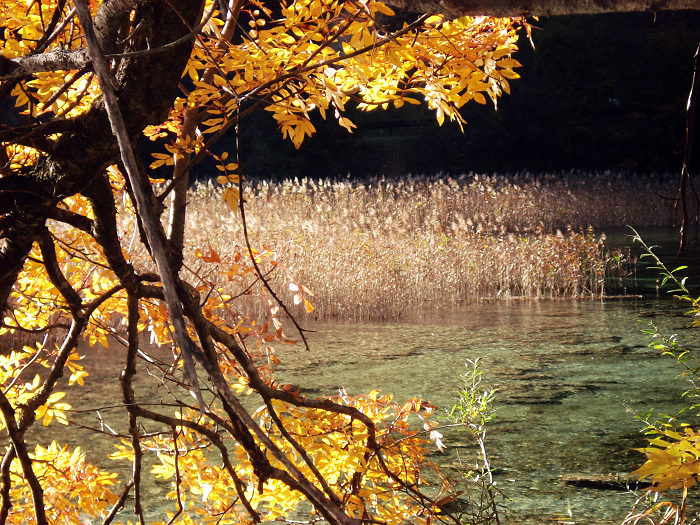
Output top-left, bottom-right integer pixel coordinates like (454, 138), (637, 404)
(165, 425), (184, 525)
(235, 121), (312, 351)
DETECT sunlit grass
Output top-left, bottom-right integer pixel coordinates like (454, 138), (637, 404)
(182, 171), (676, 320)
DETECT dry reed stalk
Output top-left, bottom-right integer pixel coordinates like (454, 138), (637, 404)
(176, 171), (675, 321)
(3, 171), (673, 351)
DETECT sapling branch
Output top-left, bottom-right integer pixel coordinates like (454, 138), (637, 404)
(165, 0), (243, 253)
(165, 425), (184, 525)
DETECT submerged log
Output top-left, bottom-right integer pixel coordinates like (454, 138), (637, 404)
(561, 473), (652, 491)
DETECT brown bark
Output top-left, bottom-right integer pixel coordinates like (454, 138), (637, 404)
(391, 0), (700, 17)
(74, 0), (206, 415)
(0, 0), (206, 314)
(0, 49), (88, 80)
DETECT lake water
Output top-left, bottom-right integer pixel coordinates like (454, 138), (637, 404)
(43, 230), (699, 524)
(52, 298), (698, 523)
(273, 298), (697, 524)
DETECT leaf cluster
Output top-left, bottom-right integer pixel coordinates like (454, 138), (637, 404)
(0, 1), (528, 523)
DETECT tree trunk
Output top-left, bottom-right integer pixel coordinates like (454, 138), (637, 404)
(0, 0), (205, 314)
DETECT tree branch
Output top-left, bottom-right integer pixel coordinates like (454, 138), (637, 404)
(166, 0), (240, 267)
(0, 392), (48, 525)
(0, 119), (75, 148)
(123, 292), (146, 524)
(0, 48), (89, 80)
(46, 206), (94, 234)
(0, 447), (15, 524)
(102, 479), (135, 525)
(0, 2), (209, 82)
(74, 0), (207, 411)
(84, 174), (140, 290)
(37, 228), (83, 314)
(19, 319), (86, 427)
(392, 0), (700, 17)
(0, 186), (46, 314)
(676, 41), (699, 254)
(93, 0), (149, 54)
(174, 282), (360, 524)
(34, 0), (70, 53)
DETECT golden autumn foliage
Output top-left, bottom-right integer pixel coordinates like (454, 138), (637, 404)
(1, 0), (529, 523)
(624, 233), (700, 525)
(633, 428), (700, 492)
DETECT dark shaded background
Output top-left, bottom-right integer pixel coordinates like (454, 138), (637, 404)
(225, 11), (700, 179)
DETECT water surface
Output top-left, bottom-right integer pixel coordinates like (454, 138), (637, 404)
(274, 298), (696, 524)
(46, 297), (696, 523)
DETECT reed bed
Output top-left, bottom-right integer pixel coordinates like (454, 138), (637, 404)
(0, 171), (676, 355)
(181, 171), (677, 320)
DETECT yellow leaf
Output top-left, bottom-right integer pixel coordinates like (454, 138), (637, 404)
(424, 14), (444, 26)
(338, 116), (357, 133)
(500, 69), (521, 80)
(373, 2), (395, 16)
(498, 58), (521, 69)
(473, 92), (487, 105)
(222, 186), (240, 212)
(201, 118), (224, 126)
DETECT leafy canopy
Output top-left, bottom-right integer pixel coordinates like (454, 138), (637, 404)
(0, 0), (526, 523)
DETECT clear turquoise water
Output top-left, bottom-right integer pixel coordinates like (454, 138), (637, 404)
(39, 296), (697, 524)
(273, 298), (697, 524)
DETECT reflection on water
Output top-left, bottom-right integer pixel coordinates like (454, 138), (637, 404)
(44, 297), (696, 523)
(274, 298), (696, 524)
